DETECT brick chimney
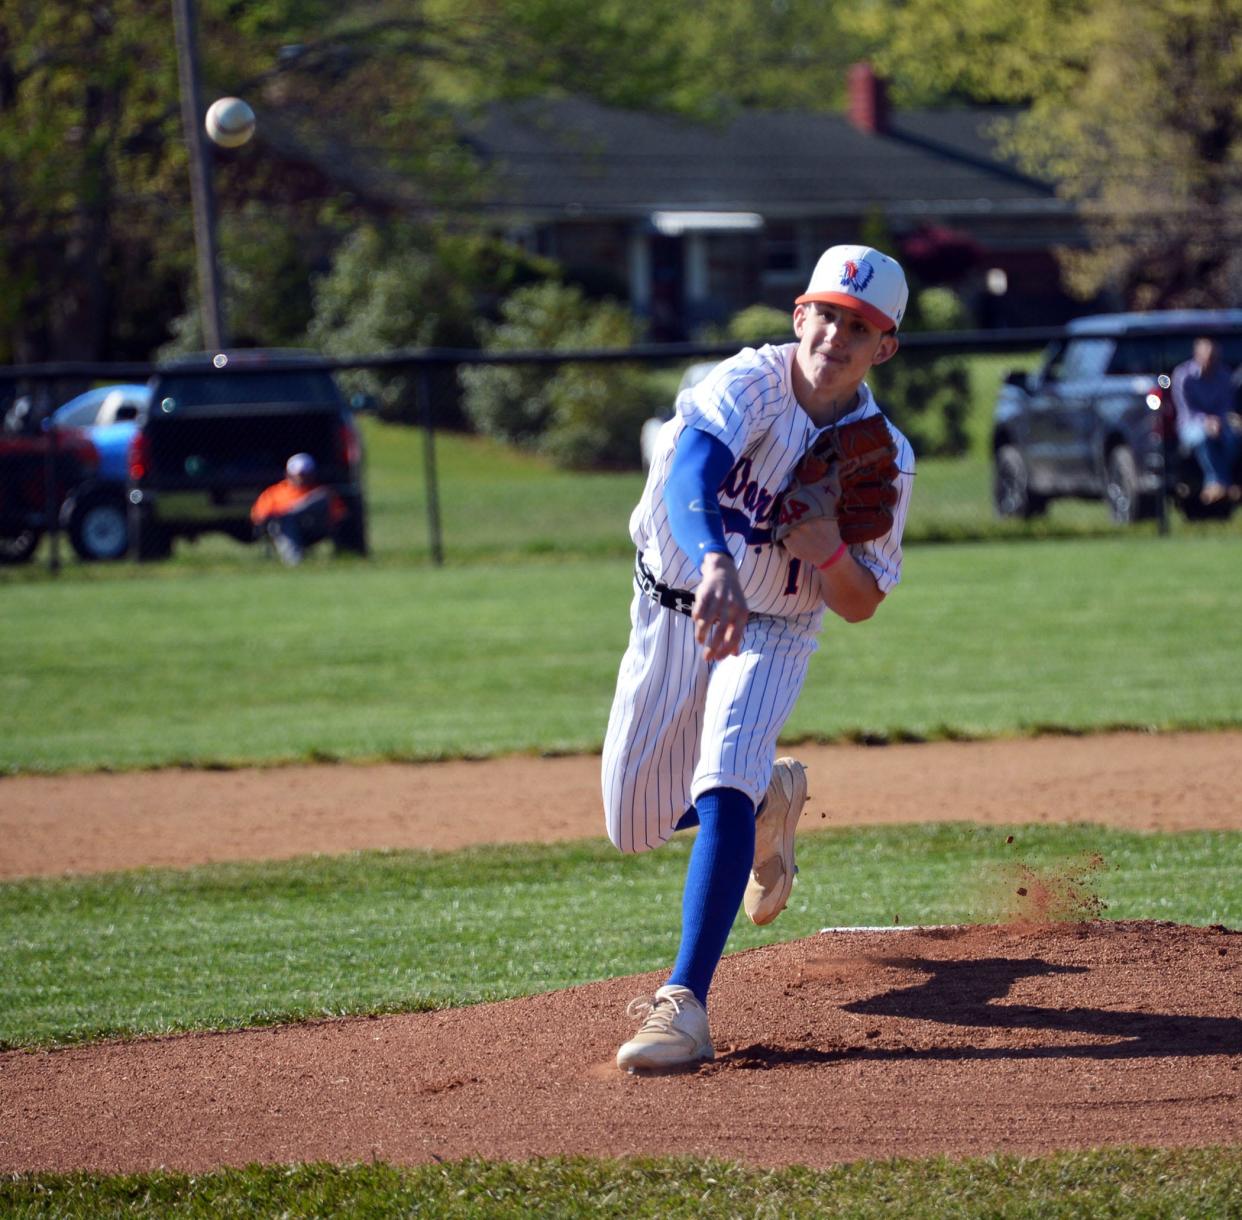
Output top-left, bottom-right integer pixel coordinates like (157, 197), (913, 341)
(847, 62), (888, 135)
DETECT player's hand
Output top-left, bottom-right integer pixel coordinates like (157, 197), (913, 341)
(781, 516), (845, 569)
(693, 551), (748, 662)
(1204, 415), (1222, 438)
(1226, 412), (1242, 433)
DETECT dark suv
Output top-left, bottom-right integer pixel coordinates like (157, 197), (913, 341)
(127, 350), (368, 560)
(992, 310), (1242, 523)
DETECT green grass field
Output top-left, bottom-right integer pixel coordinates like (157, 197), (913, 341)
(3, 361), (1241, 1214)
(3, 822), (1240, 1050)
(6, 350), (1236, 576)
(1, 535), (1239, 772)
(6, 1149), (1242, 1218)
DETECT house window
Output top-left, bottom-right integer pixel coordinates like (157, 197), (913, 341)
(764, 222), (801, 277)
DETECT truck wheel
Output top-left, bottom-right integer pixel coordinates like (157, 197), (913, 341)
(130, 516), (173, 561)
(1105, 445), (1144, 524)
(67, 488), (129, 561)
(993, 445), (1048, 519)
(333, 497), (369, 556)
(0, 530), (41, 565)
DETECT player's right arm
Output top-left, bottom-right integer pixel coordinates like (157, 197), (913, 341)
(664, 427), (748, 661)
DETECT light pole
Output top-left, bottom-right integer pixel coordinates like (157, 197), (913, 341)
(171, 0), (227, 349)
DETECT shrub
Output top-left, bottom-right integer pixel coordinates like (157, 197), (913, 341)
(305, 225), (477, 425)
(157, 206), (316, 359)
(719, 304), (792, 346)
(460, 282), (658, 468)
(870, 287), (972, 457)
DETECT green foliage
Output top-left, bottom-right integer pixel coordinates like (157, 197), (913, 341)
(0, 0), (873, 365)
(460, 281), (658, 467)
(305, 224), (476, 421)
(712, 303), (793, 346)
(4, 823), (1242, 1047)
(866, 0), (1242, 308)
(158, 205), (320, 357)
(873, 293), (973, 458)
(0, 0), (184, 362)
(475, 0), (868, 116)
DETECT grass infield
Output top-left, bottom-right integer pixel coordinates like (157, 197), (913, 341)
(2, 535), (1240, 774)
(3, 823), (1240, 1050)
(3, 1149), (1242, 1217)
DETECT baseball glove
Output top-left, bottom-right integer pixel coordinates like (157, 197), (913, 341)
(772, 415), (900, 547)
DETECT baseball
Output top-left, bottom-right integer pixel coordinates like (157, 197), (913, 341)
(204, 96), (255, 148)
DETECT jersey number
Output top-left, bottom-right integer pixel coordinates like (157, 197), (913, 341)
(784, 558), (802, 596)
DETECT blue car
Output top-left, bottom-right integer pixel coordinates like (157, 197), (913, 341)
(52, 385), (150, 483)
(51, 384), (151, 560)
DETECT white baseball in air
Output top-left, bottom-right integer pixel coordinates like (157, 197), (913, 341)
(205, 96), (255, 148)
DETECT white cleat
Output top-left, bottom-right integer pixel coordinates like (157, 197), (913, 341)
(616, 984), (714, 1073)
(743, 757), (808, 926)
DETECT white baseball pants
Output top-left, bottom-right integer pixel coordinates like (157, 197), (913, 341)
(601, 589), (818, 854)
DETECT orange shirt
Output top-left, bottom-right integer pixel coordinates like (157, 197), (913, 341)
(251, 479), (346, 525)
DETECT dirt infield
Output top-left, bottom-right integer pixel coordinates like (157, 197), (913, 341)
(2, 732), (1241, 1173)
(5, 730), (1242, 880)
(4, 922), (1240, 1172)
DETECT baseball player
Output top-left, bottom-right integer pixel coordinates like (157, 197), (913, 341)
(602, 244), (915, 1073)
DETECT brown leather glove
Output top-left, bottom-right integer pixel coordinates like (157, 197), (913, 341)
(772, 415), (900, 546)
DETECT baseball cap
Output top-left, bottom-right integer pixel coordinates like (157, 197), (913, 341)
(795, 244), (909, 331)
(286, 452), (316, 478)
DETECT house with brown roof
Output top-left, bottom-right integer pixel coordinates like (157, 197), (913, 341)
(460, 66), (1085, 337)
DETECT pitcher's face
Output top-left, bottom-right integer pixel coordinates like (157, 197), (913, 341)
(792, 302), (897, 416)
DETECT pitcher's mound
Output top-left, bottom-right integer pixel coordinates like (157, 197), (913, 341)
(4, 920), (1240, 1173)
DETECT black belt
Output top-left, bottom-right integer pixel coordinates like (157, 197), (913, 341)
(635, 552), (695, 617)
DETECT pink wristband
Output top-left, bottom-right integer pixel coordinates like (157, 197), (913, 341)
(817, 543), (848, 571)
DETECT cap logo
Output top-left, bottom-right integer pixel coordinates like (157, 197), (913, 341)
(840, 259), (874, 293)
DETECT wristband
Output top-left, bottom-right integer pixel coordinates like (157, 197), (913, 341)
(816, 543), (848, 571)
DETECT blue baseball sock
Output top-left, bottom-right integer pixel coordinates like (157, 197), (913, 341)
(666, 787), (755, 1007)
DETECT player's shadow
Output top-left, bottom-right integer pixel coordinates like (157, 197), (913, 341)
(723, 954), (1242, 1069)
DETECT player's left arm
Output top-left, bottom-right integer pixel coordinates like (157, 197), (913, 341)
(779, 422), (914, 620)
(781, 516), (884, 622)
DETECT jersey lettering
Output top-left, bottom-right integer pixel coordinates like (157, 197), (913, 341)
(628, 342), (912, 618)
(720, 456), (777, 528)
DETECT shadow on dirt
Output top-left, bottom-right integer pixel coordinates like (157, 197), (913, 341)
(720, 953), (1242, 1069)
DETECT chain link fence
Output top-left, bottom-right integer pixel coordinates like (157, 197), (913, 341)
(3, 324), (1240, 574)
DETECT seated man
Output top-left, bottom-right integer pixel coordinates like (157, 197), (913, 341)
(250, 453), (345, 566)
(1171, 337), (1242, 505)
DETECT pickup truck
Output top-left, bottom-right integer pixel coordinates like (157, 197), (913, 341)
(0, 425), (106, 564)
(126, 350), (368, 560)
(992, 310), (1242, 524)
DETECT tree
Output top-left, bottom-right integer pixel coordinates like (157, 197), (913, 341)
(0, 1), (183, 364)
(863, 0), (1242, 308)
(304, 223), (549, 425)
(0, 0), (876, 367)
(460, 281), (657, 468)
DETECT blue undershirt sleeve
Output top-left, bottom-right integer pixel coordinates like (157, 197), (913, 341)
(664, 426), (734, 568)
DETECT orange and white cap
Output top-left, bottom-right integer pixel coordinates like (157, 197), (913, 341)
(795, 244), (908, 331)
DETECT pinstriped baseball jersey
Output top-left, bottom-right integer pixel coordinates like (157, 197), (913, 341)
(602, 342), (915, 855)
(631, 342), (914, 614)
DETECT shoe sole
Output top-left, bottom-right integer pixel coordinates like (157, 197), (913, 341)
(748, 758), (807, 926)
(617, 1048), (714, 1074)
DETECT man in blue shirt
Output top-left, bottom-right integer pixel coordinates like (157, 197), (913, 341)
(1171, 337), (1242, 505)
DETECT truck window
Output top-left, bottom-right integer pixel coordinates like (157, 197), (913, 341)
(1045, 337), (1112, 382)
(157, 371), (339, 407)
(1107, 334), (1242, 376)
(1108, 337), (1158, 376)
